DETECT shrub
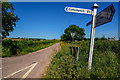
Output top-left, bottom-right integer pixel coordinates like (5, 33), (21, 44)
(2, 39), (59, 57)
(46, 41), (120, 79)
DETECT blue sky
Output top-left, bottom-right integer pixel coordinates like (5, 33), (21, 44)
(8, 2), (118, 39)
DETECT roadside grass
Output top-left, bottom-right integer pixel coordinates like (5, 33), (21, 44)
(0, 42), (1, 57)
(46, 41), (120, 79)
(2, 39), (59, 57)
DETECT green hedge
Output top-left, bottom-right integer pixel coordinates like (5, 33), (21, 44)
(2, 39), (59, 57)
(46, 41), (120, 79)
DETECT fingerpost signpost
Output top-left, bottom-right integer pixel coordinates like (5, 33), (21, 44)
(64, 3), (115, 70)
(87, 4), (115, 70)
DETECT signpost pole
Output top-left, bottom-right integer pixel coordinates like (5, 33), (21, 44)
(72, 36), (74, 47)
(88, 3), (99, 70)
(71, 33), (75, 47)
(76, 47), (79, 61)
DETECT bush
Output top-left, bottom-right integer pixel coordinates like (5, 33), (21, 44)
(46, 41), (120, 79)
(2, 39), (59, 57)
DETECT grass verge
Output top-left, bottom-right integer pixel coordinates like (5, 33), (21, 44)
(46, 41), (120, 79)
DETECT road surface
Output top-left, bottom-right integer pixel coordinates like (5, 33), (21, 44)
(2, 43), (60, 79)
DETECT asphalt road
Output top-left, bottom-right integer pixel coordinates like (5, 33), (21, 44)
(2, 43), (60, 79)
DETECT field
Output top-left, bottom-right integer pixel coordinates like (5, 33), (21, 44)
(2, 39), (59, 57)
(46, 40), (120, 79)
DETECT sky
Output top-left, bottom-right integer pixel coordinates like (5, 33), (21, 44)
(8, 2), (119, 39)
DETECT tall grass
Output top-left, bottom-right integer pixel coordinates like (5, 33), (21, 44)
(46, 41), (120, 79)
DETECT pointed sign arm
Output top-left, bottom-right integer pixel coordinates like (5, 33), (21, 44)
(86, 20), (92, 26)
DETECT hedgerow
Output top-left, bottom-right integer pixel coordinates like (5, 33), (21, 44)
(2, 39), (59, 57)
(46, 41), (120, 79)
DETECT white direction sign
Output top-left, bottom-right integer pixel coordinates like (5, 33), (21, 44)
(65, 7), (92, 14)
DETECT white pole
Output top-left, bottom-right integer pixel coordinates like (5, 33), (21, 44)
(88, 3), (99, 70)
(72, 36), (74, 47)
(76, 47), (79, 61)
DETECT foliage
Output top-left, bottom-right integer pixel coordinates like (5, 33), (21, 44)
(95, 37), (101, 41)
(2, 2), (20, 38)
(61, 25), (85, 42)
(2, 39), (59, 57)
(0, 41), (1, 57)
(46, 41), (120, 79)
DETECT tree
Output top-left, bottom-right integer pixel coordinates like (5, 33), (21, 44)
(108, 37), (110, 40)
(83, 37), (87, 41)
(2, 2), (20, 38)
(61, 24), (85, 42)
(95, 37), (100, 41)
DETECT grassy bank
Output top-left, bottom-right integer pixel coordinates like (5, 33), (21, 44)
(2, 39), (59, 57)
(46, 40), (120, 79)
